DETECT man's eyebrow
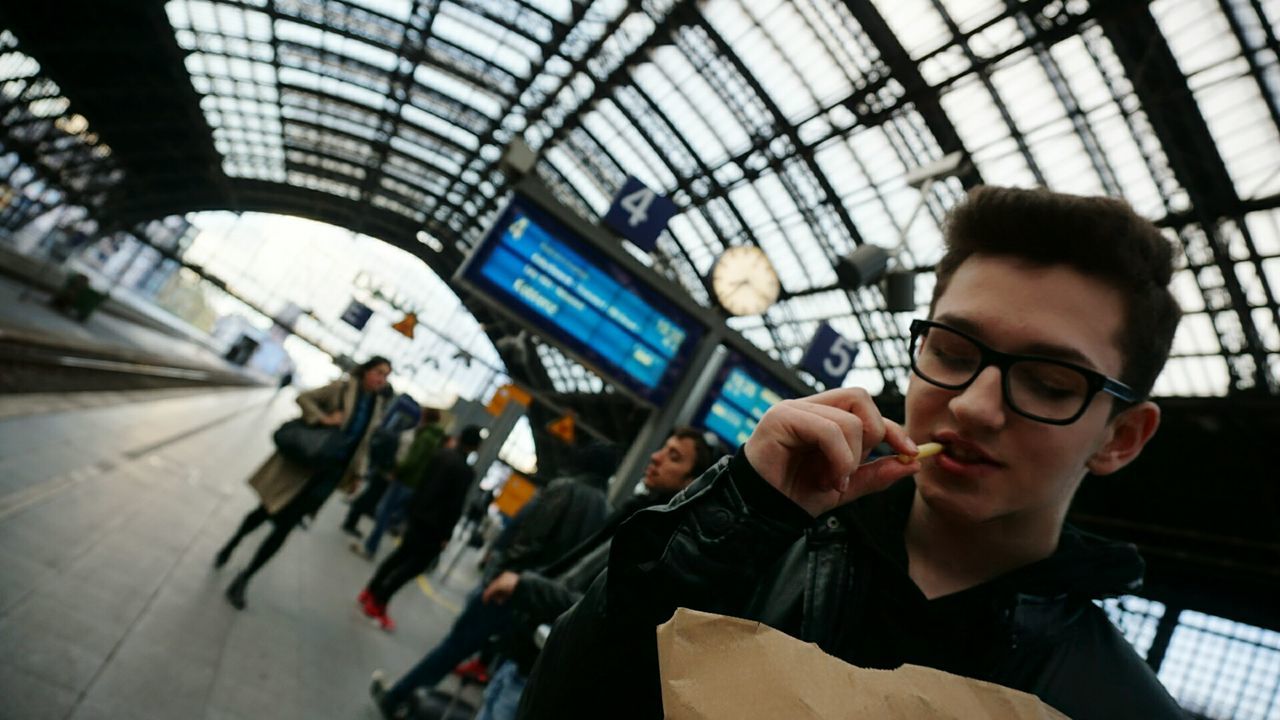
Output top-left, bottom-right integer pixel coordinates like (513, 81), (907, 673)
(936, 315), (1099, 369)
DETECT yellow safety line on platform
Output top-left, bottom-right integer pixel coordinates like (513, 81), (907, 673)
(416, 576), (461, 614)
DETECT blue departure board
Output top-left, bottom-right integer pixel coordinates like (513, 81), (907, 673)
(695, 351), (795, 449)
(458, 195), (704, 406)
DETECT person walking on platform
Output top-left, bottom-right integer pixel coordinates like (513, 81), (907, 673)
(215, 356), (393, 610)
(358, 425), (485, 631)
(516, 187), (1187, 720)
(347, 407), (446, 555)
(468, 429), (715, 720)
(339, 424), (403, 539)
(366, 441), (627, 719)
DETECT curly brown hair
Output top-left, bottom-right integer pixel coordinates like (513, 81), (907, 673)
(930, 186), (1181, 402)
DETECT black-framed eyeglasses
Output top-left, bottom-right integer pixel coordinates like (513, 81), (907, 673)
(908, 319), (1137, 425)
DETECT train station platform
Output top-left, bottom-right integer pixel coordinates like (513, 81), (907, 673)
(0, 386), (486, 720)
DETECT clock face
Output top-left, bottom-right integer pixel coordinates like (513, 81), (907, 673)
(711, 245), (781, 316)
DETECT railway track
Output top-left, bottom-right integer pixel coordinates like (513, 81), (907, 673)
(0, 330), (264, 393)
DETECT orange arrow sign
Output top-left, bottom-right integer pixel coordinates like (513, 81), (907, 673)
(391, 312), (417, 339)
(547, 414), (575, 443)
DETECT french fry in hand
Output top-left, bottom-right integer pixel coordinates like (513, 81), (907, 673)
(897, 442), (944, 464)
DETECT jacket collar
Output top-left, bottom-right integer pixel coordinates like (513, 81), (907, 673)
(842, 479), (1146, 603)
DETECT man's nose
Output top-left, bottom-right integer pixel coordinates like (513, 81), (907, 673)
(948, 365), (1006, 429)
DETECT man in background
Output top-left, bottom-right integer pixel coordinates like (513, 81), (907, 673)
(358, 425), (484, 630)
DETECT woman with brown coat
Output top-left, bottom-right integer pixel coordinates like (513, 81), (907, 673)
(216, 356), (393, 609)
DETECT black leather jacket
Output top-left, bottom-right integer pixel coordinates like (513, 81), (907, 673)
(503, 491), (676, 674)
(518, 451), (1185, 720)
(484, 473), (609, 585)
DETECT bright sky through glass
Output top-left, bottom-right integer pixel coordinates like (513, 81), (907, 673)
(180, 210), (537, 472)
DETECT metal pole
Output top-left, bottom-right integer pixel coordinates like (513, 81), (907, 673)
(607, 332), (727, 505)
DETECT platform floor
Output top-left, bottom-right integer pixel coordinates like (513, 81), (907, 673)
(0, 386), (483, 720)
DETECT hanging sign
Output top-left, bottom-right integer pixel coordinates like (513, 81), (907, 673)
(340, 300), (374, 330)
(547, 414), (576, 443)
(486, 384), (533, 416)
(603, 176), (678, 253)
(392, 312), (418, 339)
(456, 194), (703, 407)
(800, 322), (858, 389)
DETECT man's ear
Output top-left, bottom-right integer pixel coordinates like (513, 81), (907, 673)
(1087, 401), (1161, 476)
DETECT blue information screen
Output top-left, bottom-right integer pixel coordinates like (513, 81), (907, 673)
(695, 352), (795, 449)
(460, 195), (703, 406)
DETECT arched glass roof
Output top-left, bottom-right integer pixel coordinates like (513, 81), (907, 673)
(151, 0), (1280, 400)
(2, 0), (1279, 403)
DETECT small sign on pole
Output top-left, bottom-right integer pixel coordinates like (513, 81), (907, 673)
(486, 384), (533, 416)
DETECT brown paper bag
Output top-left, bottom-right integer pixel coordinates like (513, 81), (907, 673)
(657, 608), (1069, 719)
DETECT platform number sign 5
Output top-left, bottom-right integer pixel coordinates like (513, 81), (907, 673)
(800, 323), (859, 389)
(604, 176), (678, 253)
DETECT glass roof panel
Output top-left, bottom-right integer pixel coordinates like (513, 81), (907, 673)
(649, 46), (750, 163)
(1153, 0), (1280, 200)
(401, 103), (479, 151)
(345, 0), (413, 22)
(413, 63), (506, 118)
(630, 57), (724, 172)
(544, 144), (613, 214)
(870, 0), (953, 58)
(580, 100), (675, 194)
(433, 5), (536, 78)
(705, 0), (824, 123)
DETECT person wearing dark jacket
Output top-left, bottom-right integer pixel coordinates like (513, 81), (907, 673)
(340, 424), (405, 538)
(358, 425), (484, 630)
(470, 428), (717, 720)
(367, 442), (623, 719)
(348, 407), (446, 556)
(517, 187), (1188, 720)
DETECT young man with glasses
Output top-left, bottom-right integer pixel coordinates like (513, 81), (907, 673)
(517, 187), (1186, 719)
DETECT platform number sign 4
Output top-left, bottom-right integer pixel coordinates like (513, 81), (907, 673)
(800, 323), (859, 389)
(620, 187), (656, 226)
(604, 176), (678, 253)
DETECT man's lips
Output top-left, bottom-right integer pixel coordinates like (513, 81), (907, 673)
(932, 431), (1000, 465)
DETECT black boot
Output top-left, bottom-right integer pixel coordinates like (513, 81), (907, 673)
(225, 572), (249, 610)
(213, 544), (232, 569)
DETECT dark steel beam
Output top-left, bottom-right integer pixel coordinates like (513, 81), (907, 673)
(1100, 3), (1272, 393)
(842, 0), (981, 189)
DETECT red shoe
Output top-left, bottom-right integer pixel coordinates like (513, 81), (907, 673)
(452, 658), (490, 684)
(360, 596), (381, 620)
(357, 588), (372, 607)
(375, 607), (396, 632)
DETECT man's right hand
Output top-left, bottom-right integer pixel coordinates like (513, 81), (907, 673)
(482, 571), (520, 605)
(743, 388), (920, 518)
(320, 410), (345, 427)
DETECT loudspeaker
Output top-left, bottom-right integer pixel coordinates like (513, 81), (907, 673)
(835, 245), (890, 289)
(499, 138), (537, 177)
(884, 271), (915, 312)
